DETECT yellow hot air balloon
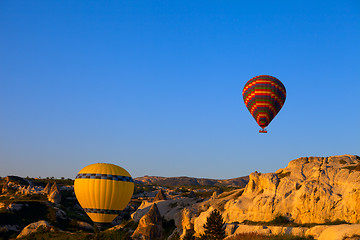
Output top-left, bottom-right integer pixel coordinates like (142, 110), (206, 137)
(74, 163), (134, 227)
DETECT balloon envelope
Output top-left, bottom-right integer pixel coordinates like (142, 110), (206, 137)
(242, 75), (286, 131)
(74, 163), (134, 224)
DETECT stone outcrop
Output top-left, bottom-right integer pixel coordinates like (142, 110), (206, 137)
(132, 197), (198, 223)
(5, 176), (32, 187)
(43, 182), (51, 194)
(154, 189), (167, 201)
(77, 221), (93, 231)
(222, 155), (360, 224)
(47, 182), (61, 204)
(132, 203), (163, 240)
(178, 189), (243, 236)
(50, 182), (59, 193)
(177, 155), (360, 238)
(2, 182), (9, 193)
(177, 207), (196, 238)
(317, 224), (360, 240)
(16, 220), (55, 239)
(48, 190), (62, 204)
(1, 176), (45, 196)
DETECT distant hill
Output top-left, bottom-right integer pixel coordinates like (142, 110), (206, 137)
(134, 175), (249, 188)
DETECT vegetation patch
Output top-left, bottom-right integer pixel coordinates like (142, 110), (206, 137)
(339, 159), (347, 164)
(241, 215), (349, 228)
(323, 219), (347, 225)
(0, 201), (54, 227)
(195, 191), (214, 199)
(343, 163), (360, 171)
(277, 172), (291, 179)
(226, 233), (314, 240)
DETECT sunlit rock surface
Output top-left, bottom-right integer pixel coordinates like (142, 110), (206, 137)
(16, 220), (55, 239)
(223, 155), (360, 224)
(177, 155), (360, 238)
(132, 203), (163, 240)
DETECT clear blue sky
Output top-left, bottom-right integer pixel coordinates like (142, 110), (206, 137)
(1, 0), (359, 180)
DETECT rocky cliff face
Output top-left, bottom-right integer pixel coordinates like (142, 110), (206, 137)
(166, 154), (360, 238)
(16, 220), (55, 239)
(132, 203), (163, 240)
(131, 155), (360, 238)
(222, 155), (360, 224)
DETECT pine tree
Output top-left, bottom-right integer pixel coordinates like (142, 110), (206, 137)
(201, 209), (225, 240)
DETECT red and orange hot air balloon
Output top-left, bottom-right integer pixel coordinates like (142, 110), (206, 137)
(242, 75), (286, 133)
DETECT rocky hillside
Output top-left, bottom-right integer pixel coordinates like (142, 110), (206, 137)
(131, 155), (360, 239)
(222, 154), (360, 224)
(135, 176), (249, 188)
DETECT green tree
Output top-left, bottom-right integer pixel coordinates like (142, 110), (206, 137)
(200, 209), (225, 240)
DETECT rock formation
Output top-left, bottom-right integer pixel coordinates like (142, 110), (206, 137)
(154, 189), (167, 201)
(5, 176), (32, 187)
(176, 155), (360, 237)
(48, 190), (62, 204)
(132, 203), (163, 240)
(188, 191), (196, 198)
(77, 221), (93, 231)
(222, 155), (360, 224)
(317, 224), (360, 240)
(47, 182), (61, 204)
(43, 182), (51, 194)
(16, 220), (55, 239)
(50, 182), (59, 193)
(2, 182), (9, 193)
(132, 197), (198, 222)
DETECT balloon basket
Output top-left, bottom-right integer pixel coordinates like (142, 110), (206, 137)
(259, 129), (267, 133)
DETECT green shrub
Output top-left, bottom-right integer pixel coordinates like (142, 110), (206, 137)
(195, 191), (213, 199)
(270, 215), (292, 225)
(277, 172), (291, 179)
(343, 163), (360, 171)
(323, 219), (347, 225)
(200, 209), (225, 240)
(226, 233), (314, 240)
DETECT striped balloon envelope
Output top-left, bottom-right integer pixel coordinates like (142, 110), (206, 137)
(74, 163), (134, 226)
(242, 75), (286, 133)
